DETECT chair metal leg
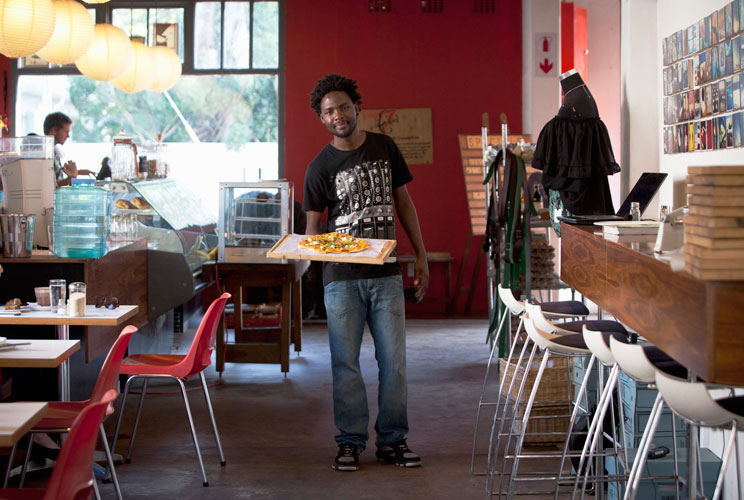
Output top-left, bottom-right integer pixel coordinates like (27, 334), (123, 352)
(486, 332), (531, 494)
(486, 335), (532, 495)
(506, 349), (551, 499)
(471, 308), (512, 475)
(19, 433), (33, 487)
(735, 425), (743, 500)
(579, 364), (621, 499)
(711, 422), (738, 500)
(199, 371), (226, 466)
(481, 316), (524, 478)
(494, 342), (539, 498)
(126, 377), (149, 463)
(92, 472), (101, 500)
(3, 442), (16, 487)
(177, 378), (209, 487)
(671, 406), (681, 500)
(627, 394), (665, 500)
(99, 425), (123, 500)
(554, 354), (596, 499)
(110, 374), (134, 460)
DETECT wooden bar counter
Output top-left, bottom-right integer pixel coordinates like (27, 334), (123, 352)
(560, 223), (744, 385)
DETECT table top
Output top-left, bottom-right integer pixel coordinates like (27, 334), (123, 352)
(0, 339), (80, 368)
(0, 402), (48, 447)
(0, 305), (138, 326)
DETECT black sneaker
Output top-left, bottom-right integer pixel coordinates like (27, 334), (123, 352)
(332, 443), (359, 471)
(375, 440), (422, 468)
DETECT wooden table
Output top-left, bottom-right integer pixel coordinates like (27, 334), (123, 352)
(560, 223), (744, 385)
(0, 339), (80, 368)
(0, 306), (137, 400)
(202, 260), (310, 373)
(0, 402), (48, 447)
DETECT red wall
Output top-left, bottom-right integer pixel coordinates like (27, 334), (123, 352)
(284, 0), (522, 314)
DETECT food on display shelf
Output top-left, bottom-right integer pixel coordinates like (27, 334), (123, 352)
(115, 199), (134, 209)
(298, 232), (370, 254)
(131, 197), (151, 209)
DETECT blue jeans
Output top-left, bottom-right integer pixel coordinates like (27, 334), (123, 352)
(324, 275), (408, 451)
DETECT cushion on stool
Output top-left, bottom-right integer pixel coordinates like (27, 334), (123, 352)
(560, 319), (628, 335)
(643, 346), (693, 380)
(550, 333), (588, 349)
(539, 300), (590, 317)
(715, 396), (744, 417)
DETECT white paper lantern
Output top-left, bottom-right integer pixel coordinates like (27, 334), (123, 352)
(0, 0), (56, 58)
(148, 46), (181, 93)
(112, 41), (156, 93)
(74, 23), (132, 81)
(36, 0), (94, 65)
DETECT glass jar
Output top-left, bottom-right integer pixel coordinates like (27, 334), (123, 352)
(67, 282), (87, 316)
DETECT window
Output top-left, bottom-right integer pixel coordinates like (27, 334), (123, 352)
(13, 1), (282, 210)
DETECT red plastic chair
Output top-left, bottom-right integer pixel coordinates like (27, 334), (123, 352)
(111, 293), (230, 487)
(0, 389), (119, 500)
(3, 326), (136, 499)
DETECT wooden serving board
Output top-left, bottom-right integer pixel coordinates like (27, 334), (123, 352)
(686, 225), (744, 238)
(689, 205), (744, 217)
(688, 195), (744, 207)
(684, 215), (744, 228)
(685, 243), (744, 259)
(686, 185), (744, 196)
(685, 233), (744, 249)
(687, 174), (744, 186)
(684, 264), (744, 281)
(266, 234), (397, 265)
(688, 166), (744, 175)
(684, 254), (744, 270)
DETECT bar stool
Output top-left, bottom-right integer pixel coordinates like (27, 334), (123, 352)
(632, 371), (744, 500)
(471, 284), (590, 475)
(492, 303), (628, 498)
(609, 337), (686, 500)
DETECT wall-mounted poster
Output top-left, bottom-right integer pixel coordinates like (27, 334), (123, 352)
(662, 0), (744, 154)
(358, 108), (433, 165)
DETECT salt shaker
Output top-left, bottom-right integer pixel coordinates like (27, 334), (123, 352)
(67, 282), (87, 316)
(630, 201), (641, 221)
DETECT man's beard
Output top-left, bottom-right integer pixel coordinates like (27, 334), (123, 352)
(328, 118), (356, 138)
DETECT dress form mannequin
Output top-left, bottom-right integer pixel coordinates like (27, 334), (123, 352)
(532, 68), (620, 220)
(557, 69), (599, 119)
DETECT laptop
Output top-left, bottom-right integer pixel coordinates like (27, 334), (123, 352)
(558, 172), (668, 225)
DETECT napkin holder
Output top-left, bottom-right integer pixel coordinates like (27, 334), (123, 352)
(654, 206), (687, 253)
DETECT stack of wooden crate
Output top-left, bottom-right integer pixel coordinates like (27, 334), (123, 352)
(685, 166), (744, 280)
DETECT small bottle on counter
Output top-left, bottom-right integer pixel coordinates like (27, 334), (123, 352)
(630, 201), (641, 221)
(659, 205), (670, 222)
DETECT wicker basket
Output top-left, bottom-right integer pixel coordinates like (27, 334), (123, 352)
(499, 356), (573, 445)
(498, 356), (572, 405)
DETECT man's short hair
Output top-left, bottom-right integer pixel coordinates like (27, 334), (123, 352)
(309, 74), (363, 116)
(43, 112), (72, 135)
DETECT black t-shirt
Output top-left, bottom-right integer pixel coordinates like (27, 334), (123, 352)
(303, 131), (413, 286)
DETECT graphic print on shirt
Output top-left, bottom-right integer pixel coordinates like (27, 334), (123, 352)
(331, 160), (395, 240)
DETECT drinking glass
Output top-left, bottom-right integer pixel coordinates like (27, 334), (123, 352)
(49, 279), (66, 314)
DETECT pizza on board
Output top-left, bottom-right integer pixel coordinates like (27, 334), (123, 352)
(298, 232), (370, 254)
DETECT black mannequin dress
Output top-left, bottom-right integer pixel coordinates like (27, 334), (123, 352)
(532, 70), (620, 217)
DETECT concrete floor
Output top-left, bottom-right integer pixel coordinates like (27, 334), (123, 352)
(12, 317), (576, 499)
(99, 318), (504, 500)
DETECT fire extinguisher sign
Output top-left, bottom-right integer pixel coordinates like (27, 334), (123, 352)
(535, 33), (557, 77)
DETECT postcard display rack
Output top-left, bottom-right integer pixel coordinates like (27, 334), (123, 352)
(662, 0), (744, 153)
(218, 182), (293, 263)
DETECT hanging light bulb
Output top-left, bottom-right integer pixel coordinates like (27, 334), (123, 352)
(112, 41), (155, 93)
(0, 0), (56, 58)
(148, 46), (181, 93)
(35, 0), (94, 65)
(74, 23), (132, 81)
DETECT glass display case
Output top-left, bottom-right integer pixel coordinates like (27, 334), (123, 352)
(218, 181), (293, 262)
(101, 178), (218, 273)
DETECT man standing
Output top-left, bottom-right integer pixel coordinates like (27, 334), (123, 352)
(43, 112), (93, 186)
(303, 74), (429, 472)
